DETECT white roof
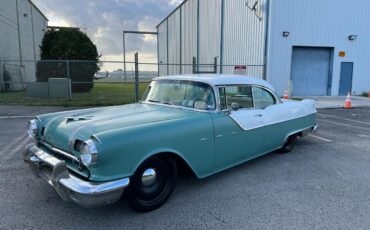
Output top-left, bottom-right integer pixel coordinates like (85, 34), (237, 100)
(154, 74), (275, 92)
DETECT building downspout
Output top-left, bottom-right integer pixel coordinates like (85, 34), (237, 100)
(219, 0), (225, 74)
(15, 0), (23, 66)
(263, 0), (271, 80)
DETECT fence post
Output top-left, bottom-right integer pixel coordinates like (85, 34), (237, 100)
(192, 57), (197, 74)
(66, 60), (71, 100)
(213, 57), (218, 74)
(134, 52), (139, 102)
(0, 59), (2, 91)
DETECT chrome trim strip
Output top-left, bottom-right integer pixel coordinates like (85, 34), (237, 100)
(41, 141), (79, 162)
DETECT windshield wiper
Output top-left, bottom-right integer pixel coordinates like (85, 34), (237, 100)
(147, 99), (160, 103)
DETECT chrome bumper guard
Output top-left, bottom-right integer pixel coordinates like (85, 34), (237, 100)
(302, 123), (319, 136)
(23, 144), (130, 208)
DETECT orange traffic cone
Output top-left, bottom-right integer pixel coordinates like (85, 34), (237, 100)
(283, 88), (289, 99)
(344, 92), (352, 109)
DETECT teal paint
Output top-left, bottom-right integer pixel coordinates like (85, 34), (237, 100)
(35, 103), (316, 182)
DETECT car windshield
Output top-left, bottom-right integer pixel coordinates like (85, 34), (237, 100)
(142, 80), (216, 110)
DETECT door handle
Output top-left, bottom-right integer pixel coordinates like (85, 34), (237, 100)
(255, 114), (263, 117)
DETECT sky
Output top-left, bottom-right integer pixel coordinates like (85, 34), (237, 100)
(32, 0), (182, 71)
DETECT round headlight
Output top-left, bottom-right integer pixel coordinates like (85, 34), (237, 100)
(79, 139), (98, 166)
(28, 119), (38, 138)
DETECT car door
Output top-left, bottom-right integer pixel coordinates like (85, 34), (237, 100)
(252, 86), (282, 152)
(212, 85), (264, 171)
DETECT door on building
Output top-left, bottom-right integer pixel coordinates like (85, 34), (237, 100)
(338, 62), (353, 96)
(291, 47), (333, 96)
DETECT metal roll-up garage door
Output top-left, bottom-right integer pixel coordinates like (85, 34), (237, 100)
(291, 47), (332, 96)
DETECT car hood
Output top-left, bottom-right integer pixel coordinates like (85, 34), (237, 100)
(39, 103), (196, 152)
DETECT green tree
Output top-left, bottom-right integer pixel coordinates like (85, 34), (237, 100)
(37, 28), (100, 92)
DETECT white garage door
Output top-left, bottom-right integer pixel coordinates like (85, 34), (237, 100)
(291, 47), (332, 96)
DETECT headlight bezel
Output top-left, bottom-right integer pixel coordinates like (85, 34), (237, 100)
(28, 119), (38, 138)
(79, 139), (98, 167)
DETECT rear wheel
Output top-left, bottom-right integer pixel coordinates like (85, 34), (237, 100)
(277, 134), (297, 153)
(126, 156), (177, 212)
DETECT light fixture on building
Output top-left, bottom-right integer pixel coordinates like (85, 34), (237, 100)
(348, 35), (357, 41)
(283, 31), (290, 37)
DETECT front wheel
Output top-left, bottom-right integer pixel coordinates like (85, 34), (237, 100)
(277, 134), (297, 153)
(126, 156), (177, 212)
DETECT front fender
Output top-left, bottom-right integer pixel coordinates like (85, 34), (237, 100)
(88, 114), (214, 182)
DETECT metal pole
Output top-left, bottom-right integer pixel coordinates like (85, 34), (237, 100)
(179, 5), (182, 75)
(66, 60), (71, 100)
(166, 20), (169, 75)
(219, 0), (225, 74)
(123, 32), (127, 81)
(134, 52), (139, 102)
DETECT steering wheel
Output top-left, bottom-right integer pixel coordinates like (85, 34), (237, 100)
(193, 99), (207, 109)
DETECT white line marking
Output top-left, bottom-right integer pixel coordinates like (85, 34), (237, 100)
(308, 134), (332, 143)
(318, 113), (370, 126)
(3, 137), (31, 162)
(0, 133), (28, 158)
(0, 116), (35, 119)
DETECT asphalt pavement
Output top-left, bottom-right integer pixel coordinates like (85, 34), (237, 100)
(0, 106), (370, 229)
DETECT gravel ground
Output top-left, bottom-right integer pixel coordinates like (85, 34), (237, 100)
(0, 106), (369, 230)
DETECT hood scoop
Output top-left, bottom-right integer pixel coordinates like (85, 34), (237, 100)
(65, 115), (93, 123)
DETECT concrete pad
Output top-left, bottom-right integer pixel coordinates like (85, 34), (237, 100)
(303, 96), (370, 109)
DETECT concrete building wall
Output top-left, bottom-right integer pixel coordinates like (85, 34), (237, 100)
(267, 0), (370, 96)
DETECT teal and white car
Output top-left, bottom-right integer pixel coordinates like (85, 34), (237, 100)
(24, 74), (318, 212)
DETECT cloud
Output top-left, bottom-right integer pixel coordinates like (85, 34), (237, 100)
(32, 0), (181, 62)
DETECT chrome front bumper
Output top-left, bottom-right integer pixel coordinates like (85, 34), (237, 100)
(23, 144), (130, 208)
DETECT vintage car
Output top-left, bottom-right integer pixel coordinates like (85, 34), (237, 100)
(24, 74), (318, 212)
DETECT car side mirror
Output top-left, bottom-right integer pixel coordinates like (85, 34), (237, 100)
(231, 102), (240, 111)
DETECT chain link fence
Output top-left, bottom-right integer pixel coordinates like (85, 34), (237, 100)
(0, 58), (264, 106)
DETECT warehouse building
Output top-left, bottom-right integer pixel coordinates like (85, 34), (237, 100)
(0, 0), (48, 91)
(157, 0), (370, 96)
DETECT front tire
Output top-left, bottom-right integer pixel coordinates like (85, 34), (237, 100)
(126, 156), (177, 212)
(277, 134), (297, 153)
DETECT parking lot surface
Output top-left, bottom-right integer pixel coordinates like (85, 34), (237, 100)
(0, 106), (369, 229)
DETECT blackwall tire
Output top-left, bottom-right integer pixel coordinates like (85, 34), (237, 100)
(126, 156), (177, 212)
(277, 134), (297, 154)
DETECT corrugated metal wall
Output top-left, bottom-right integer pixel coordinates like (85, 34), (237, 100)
(198, 0), (221, 73)
(222, 0), (266, 77)
(157, 22), (167, 76)
(167, 10), (181, 75)
(157, 0), (267, 78)
(181, 0), (197, 74)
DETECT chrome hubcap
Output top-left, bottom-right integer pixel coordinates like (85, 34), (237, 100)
(142, 168), (156, 187)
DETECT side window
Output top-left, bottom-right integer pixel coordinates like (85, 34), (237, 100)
(219, 86), (254, 110)
(252, 87), (276, 109)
